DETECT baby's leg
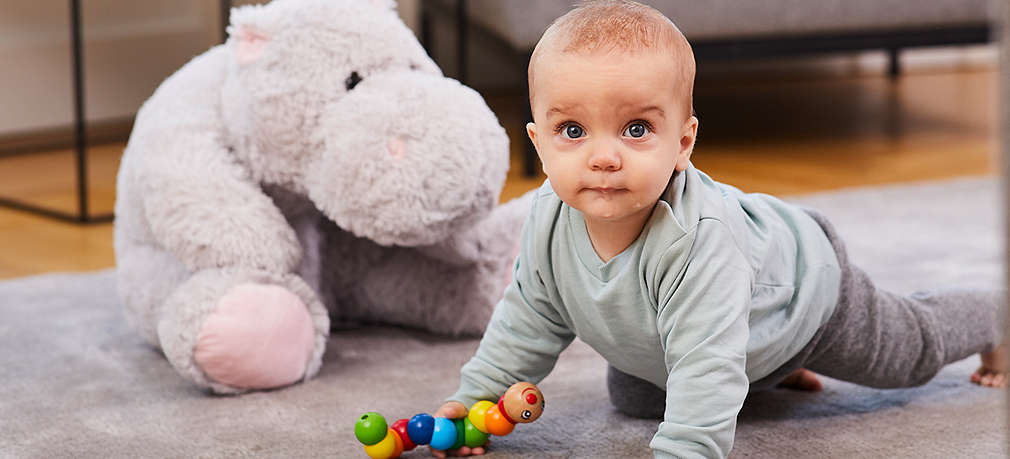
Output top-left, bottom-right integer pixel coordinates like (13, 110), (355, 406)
(606, 365), (666, 419)
(801, 263), (1004, 389)
(607, 364), (821, 421)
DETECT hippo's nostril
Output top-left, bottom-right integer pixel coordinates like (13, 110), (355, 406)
(387, 137), (407, 159)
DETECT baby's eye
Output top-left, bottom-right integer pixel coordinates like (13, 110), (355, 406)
(623, 122), (650, 138)
(561, 124), (585, 139)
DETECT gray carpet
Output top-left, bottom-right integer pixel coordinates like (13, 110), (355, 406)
(1, 177), (1007, 458)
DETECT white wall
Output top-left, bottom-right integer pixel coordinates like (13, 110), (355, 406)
(0, 0), (424, 138)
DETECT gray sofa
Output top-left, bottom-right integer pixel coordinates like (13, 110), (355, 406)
(466, 1), (989, 51)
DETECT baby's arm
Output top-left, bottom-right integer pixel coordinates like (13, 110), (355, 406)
(448, 248), (575, 407)
(652, 221), (752, 459)
(434, 259), (573, 457)
(436, 201), (574, 457)
(446, 193), (574, 407)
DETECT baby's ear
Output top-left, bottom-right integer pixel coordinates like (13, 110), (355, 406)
(231, 24), (270, 65)
(526, 122), (541, 156)
(675, 116), (699, 172)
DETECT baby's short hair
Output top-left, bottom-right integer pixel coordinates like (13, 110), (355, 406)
(528, 0), (696, 118)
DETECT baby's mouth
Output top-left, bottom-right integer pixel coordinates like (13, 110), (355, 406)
(586, 186), (624, 193)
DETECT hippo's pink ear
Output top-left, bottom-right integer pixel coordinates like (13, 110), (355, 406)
(234, 25), (270, 65)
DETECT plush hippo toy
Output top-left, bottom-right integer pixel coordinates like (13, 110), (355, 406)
(114, 0), (532, 394)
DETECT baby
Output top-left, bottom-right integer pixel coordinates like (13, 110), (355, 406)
(432, 1), (1007, 457)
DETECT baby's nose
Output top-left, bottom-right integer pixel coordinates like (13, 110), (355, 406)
(387, 137), (407, 159)
(589, 150), (621, 171)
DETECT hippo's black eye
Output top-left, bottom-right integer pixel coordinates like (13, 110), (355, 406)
(345, 71), (362, 91)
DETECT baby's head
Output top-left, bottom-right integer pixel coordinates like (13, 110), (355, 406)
(526, 0), (699, 224)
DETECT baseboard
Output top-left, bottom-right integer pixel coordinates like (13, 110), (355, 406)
(0, 117), (133, 158)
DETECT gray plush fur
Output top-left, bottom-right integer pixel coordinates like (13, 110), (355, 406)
(114, 0), (532, 394)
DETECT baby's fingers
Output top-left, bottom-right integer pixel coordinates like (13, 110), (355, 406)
(430, 443), (489, 457)
(434, 402), (467, 419)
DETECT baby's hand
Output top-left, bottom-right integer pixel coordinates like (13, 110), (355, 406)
(430, 401), (489, 458)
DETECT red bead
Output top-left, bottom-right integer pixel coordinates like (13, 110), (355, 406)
(390, 419), (416, 451)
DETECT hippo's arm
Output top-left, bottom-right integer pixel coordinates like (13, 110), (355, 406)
(126, 47), (301, 273)
(416, 191), (534, 266)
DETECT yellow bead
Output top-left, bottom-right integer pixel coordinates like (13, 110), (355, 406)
(467, 400), (495, 433)
(363, 429), (398, 459)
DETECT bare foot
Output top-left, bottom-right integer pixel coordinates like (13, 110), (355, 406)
(972, 340), (1008, 388)
(776, 368), (823, 392)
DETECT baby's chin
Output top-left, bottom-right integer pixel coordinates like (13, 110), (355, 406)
(576, 198), (640, 221)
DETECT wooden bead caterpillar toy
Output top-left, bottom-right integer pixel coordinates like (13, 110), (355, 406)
(354, 382), (544, 458)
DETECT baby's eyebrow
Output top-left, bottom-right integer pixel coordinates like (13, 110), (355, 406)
(546, 104), (581, 119)
(625, 105), (666, 119)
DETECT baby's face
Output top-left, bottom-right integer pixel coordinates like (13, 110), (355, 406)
(527, 49), (696, 226)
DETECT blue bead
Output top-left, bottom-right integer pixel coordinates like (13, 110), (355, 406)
(407, 413), (435, 445)
(428, 417), (458, 451)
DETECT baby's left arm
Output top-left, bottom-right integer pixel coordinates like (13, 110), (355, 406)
(652, 220), (752, 459)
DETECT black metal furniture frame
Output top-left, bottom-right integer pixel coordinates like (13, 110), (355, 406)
(0, 0), (238, 224)
(0, 0), (112, 223)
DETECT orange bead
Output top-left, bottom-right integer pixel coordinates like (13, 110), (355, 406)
(391, 428), (403, 458)
(483, 404), (515, 436)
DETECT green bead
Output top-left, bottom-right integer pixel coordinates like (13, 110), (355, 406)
(451, 418), (466, 450)
(463, 418), (490, 448)
(355, 412), (388, 446)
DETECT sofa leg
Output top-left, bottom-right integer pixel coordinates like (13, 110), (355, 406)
(887, 47), (901, 80)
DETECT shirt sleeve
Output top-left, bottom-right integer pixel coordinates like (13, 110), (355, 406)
(651, 219), (752, 459)
(448, 202), (575, 408)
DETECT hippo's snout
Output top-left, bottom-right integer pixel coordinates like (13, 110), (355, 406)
(305, 71), (510, 247)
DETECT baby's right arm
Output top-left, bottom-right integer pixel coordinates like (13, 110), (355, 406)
(432, 275), (572, 456)
(437, 204), (575, 455)
(448, 271), (575, 407)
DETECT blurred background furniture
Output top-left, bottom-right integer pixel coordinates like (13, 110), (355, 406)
(422, 0), (994, 176)
(0, 0), (226, 223)
(0, 0), (234, 224)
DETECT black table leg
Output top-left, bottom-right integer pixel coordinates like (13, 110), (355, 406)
(0, 0), (113, 224)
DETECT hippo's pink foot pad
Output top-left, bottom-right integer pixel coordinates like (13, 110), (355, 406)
(194, 283), (315, 389)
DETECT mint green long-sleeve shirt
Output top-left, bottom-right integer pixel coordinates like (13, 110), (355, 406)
(449, 165), (841, 458)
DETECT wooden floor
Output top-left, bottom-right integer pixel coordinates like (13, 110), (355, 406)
(0, 66), (997, 279)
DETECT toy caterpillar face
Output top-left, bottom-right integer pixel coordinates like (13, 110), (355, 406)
(502, 382), (544, 423)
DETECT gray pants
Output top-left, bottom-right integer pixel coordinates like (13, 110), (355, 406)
(609, 209), (1004, 419)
